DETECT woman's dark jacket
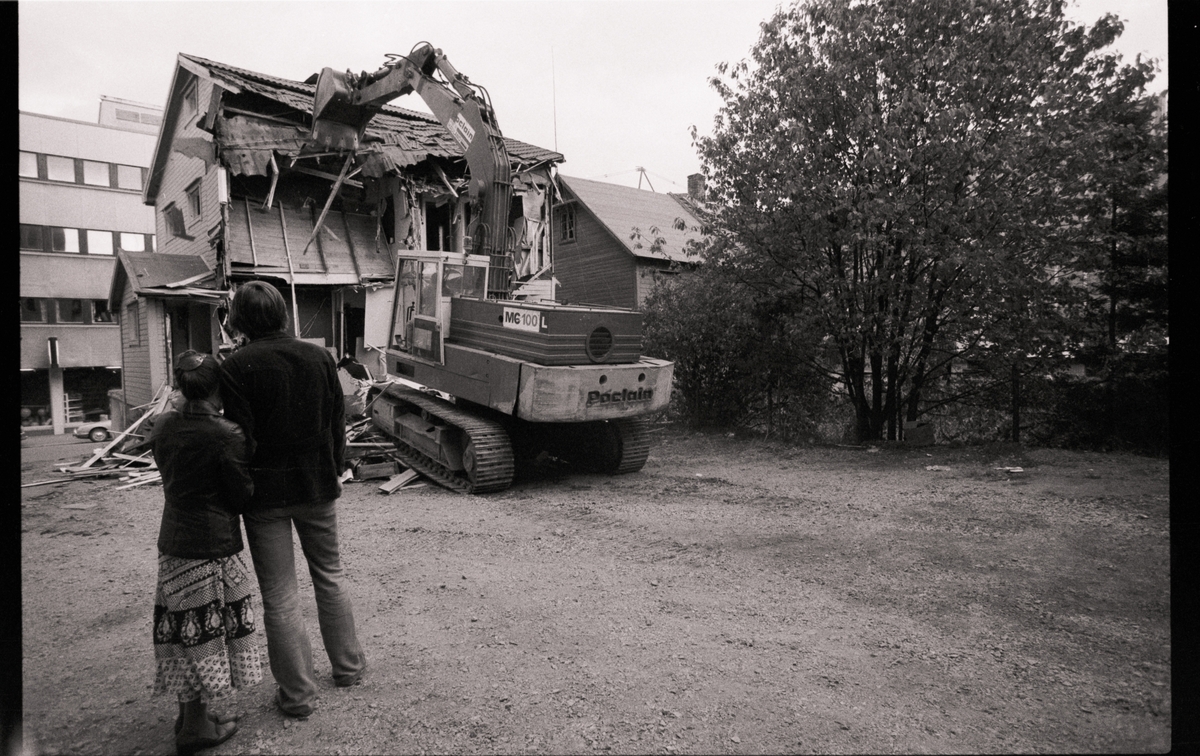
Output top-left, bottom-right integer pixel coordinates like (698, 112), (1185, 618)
(218, 332), (346, 510)
(151, 399), (254, 559)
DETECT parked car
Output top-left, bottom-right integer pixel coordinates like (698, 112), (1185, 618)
(74, 419), (112, 443)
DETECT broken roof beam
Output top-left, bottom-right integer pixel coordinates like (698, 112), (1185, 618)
(264, 154), (280, 209)
(431, 162), (459, 198)
(289, 163), (364, 189)
(300, 154), (359, 257)
(221, 105), (306, 128)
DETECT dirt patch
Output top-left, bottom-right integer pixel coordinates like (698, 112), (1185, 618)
(20, 427), (1170, 754)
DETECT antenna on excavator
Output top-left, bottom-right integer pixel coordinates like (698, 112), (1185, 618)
(635, 166), (655, 192)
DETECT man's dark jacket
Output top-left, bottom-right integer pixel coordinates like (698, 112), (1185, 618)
(151, 399), (254, 559)
(219, 332), (346, 510)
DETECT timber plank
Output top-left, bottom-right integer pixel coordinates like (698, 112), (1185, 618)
(378, 468), (420, 494)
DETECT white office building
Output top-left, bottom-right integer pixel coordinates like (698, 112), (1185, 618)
(20, 97), (161, 435)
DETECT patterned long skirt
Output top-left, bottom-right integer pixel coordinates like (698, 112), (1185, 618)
(152, 552), (263, 703)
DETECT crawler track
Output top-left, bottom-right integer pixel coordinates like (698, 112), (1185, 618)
(378, 387), (514, 494)
(609, 417), (651, 474)
(548, 417), (651, 475)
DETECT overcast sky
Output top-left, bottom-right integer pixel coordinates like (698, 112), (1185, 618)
(18, 0), (1168, 191)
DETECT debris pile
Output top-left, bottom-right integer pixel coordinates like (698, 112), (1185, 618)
(27, 380), (427, 495)
(343, 411), (426, 494)
(21, 385), (175, 491)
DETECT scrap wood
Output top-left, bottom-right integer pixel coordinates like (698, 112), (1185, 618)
(110, 452), (156, 466)
(56, 467), (129, 478)
(22, 478), (72, 489)
(378, 468), (421, 494)
(115, 472), (162, 490)
(118, 470), (157, 481)
(345, 418), (373, 441)
(71, 383), (170, 471)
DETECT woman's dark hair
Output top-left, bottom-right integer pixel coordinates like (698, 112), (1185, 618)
(173, 350), (220, 401)
(228, 281), (288, 339)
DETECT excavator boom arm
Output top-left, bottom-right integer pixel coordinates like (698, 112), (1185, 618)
(310, 44), (513, 264)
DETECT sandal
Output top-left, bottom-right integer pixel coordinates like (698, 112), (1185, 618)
(176, 720), (238, 756)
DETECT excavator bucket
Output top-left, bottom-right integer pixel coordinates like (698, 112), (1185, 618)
(310, 67), (376, 152)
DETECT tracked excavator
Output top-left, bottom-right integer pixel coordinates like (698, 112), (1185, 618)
(309, 43), (673, 493)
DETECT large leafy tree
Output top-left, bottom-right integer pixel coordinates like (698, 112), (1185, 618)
(694, 0), (1154, 443)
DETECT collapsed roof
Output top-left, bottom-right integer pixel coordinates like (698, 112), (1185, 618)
(147, 53), (563, 201)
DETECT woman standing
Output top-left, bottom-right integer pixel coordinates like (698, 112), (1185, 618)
(150, 350), (261, 755)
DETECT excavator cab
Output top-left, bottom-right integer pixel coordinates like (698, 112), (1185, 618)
(389, 253), (489, 364)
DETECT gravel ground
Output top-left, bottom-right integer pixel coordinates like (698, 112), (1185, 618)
(20, 427), (1170, 754)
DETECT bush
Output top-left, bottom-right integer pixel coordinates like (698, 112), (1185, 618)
(643, 265), (830, 440)
(1021, 354), (1168, 455)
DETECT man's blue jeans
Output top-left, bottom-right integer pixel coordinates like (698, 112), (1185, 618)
(243, 500), (365, 715)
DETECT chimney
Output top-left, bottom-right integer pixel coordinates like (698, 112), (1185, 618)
(687, 173), (706, 202)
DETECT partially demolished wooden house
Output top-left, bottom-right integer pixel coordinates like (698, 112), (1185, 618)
(114, 52), (562, 413)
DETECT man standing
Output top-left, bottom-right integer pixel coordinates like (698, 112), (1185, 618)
(219, 281), (366, 718)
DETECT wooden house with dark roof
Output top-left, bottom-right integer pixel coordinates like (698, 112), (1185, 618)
(107, 249), (223, 422)
(116, 51), (562, 411)
(552, 175), (703, 310)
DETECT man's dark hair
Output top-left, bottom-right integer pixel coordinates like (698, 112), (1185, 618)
(229, 281), (288, 339)
(173, 350), (220, 400)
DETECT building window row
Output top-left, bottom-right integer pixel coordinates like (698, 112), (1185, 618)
(19, 150), (147, 192)
(20, 297), (114, 325)
(20, 224), (155, 256)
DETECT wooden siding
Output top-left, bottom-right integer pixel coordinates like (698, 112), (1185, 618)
(552, 202), (637, 310)
(228, 199), (394, 279)
(118, 283), (152, 408)
(155, 73), (223, 271)
(147, 298), (170, 404)
(118, 279), (172, 413)
(635, 259), (675, 309)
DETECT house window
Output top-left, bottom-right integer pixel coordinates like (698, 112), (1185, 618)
(118, 232), (146, 252)
(56, 299), (86, 324)
(82, 160), (111, 187)
(92, 300), (114, 323)
(46, 155), (77, 183)
(560, 206), (576, 242)
(116, 164), (143, 191)
(21, 298), (46, 323)
(51, 227), (81, 254)
(182, 79), (198, 118)
(20, 225), (45, 251)
(186, 180), (202, 219)
(165, 203), (188, 237)
(125, 301), (141, 344)
(86, 229), (114, 256)
(19, 151), (39, 178)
